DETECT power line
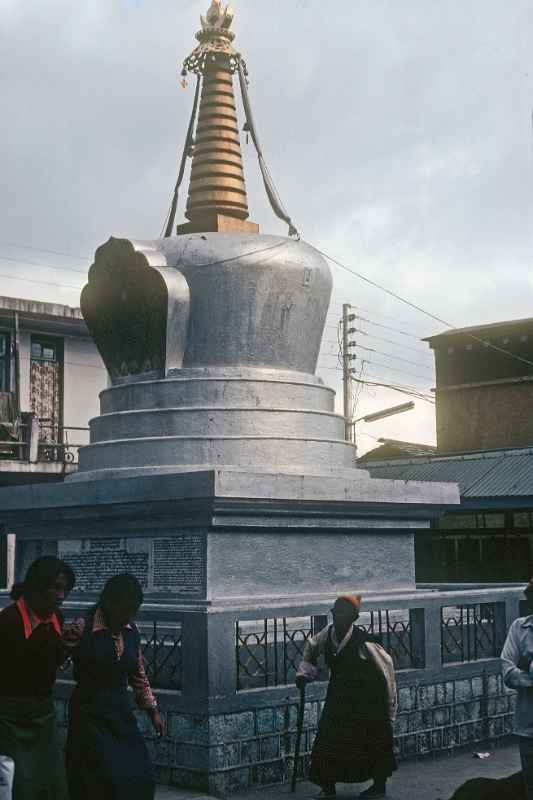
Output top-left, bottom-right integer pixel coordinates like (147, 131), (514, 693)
(312, 243), (533, 372)
(0, 242), (90, 260)
(318, 363), (434, 398)
(320, 352), (433, 384)
(355, 358), (432, 382)
(6, 233), (533, 378)
(348, 303), (426, 330)
(0, 272), (82, 291)
(355, 315), (423, 341)
(349, 343), (433, 372)
(0, 254), (88, 275)
(358, 429), (382, 442)
(352, 377), (435, 404)
(354, 327), (432, 356)
(0, 240), (290, 295)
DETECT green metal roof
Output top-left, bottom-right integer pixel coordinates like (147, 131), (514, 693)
(363, 447), (533, 499)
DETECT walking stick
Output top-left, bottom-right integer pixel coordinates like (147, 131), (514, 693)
(291, 683), (306, 792)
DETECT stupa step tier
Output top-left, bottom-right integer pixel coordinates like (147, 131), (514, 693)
(78, 235), (341, 480)
(71, 368), (354, 481)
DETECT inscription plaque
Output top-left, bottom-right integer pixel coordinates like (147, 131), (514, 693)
(19, 533), (205, 596)
(152, 535), (204, 596)
(58, 538), (149, 591)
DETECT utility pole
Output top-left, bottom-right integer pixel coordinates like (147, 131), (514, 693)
(341, 306), (415, 451)
(342, 303), (354, 442)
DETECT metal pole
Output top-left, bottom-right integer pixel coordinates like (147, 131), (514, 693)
(342, 303), (353, 442)
(291, 683), (306, 792)
(12, 311), (20, 420)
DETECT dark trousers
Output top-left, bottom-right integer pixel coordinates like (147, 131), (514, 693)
(519, 736), (533, 800)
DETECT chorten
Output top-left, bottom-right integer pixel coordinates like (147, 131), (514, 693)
(0, 3), (458, 794)
(76, 0), (340, 479)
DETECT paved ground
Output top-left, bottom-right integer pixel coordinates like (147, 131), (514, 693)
(155, 740), (522, 799)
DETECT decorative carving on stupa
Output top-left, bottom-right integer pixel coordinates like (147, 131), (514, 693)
(183, 1), (243, 75)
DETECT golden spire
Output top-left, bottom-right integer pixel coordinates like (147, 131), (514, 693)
(177, 1), (259, 234)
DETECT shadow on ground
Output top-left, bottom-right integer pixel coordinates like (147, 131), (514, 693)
(155, 741), (522, 800)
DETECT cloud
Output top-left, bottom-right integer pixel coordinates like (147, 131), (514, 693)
(1, 0), (533, 450)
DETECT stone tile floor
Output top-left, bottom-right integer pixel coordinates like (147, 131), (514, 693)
(155, 741), (521, 799)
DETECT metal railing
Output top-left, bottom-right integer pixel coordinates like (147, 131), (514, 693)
(359, 608), (425, 670)
(441, 603), (505, 664)
(58, 606), (183, 692)
(236, 608), (425, 691)
(0, 585), (522, 707)
(236, 615), (329, 690)
(233, 588), (520, 693)
(138, 619), (182, 691)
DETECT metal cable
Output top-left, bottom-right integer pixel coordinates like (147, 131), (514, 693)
(163, 74), (201, 238)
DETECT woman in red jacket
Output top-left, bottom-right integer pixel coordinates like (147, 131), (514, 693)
(0, 556), (75, 800)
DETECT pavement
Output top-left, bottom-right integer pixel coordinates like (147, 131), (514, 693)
(155, 740), (522, 800)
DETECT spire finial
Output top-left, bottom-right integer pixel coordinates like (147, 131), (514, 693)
(200, 1), (235, 39)
(183, 1), (244, 77)
(177, 1), (258, 235)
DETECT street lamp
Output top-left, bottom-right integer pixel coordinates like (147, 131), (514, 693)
(349, 400), (415, 450)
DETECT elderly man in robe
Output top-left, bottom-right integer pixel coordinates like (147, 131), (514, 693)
(296, 595), (397, 799)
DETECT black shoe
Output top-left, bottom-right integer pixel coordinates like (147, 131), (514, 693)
(318, 786), (336, 799)
(358, 785), (386, 799)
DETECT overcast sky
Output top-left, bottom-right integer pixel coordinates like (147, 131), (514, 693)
(2, 0), (533, 452)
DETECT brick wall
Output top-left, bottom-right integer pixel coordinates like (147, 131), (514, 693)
(436, 381), (533, 451)
(54, 667), (515, 795)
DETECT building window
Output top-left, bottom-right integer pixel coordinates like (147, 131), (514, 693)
(31, 340), (58, 362)
(438, 512), (506, 530)
(0, 333), (9, 392)
(482, 513), (505, 529)
(438, 513), (476, 530)
(30, 336), (63, 445)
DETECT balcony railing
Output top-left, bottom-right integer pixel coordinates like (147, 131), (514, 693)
(0, 413), (88, 466)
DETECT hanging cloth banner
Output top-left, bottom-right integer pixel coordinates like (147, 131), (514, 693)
(164, 74), (202, 238)
(237, 62), (300, 239)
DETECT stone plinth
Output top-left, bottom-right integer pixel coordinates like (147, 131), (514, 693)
(0, 468), (457, 599)
(0, 461), (459, 795)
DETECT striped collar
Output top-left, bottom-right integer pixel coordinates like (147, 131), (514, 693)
(16, 597), (61, 640)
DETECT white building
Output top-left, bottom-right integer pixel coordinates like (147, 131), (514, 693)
(0, 295), (107, 586)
